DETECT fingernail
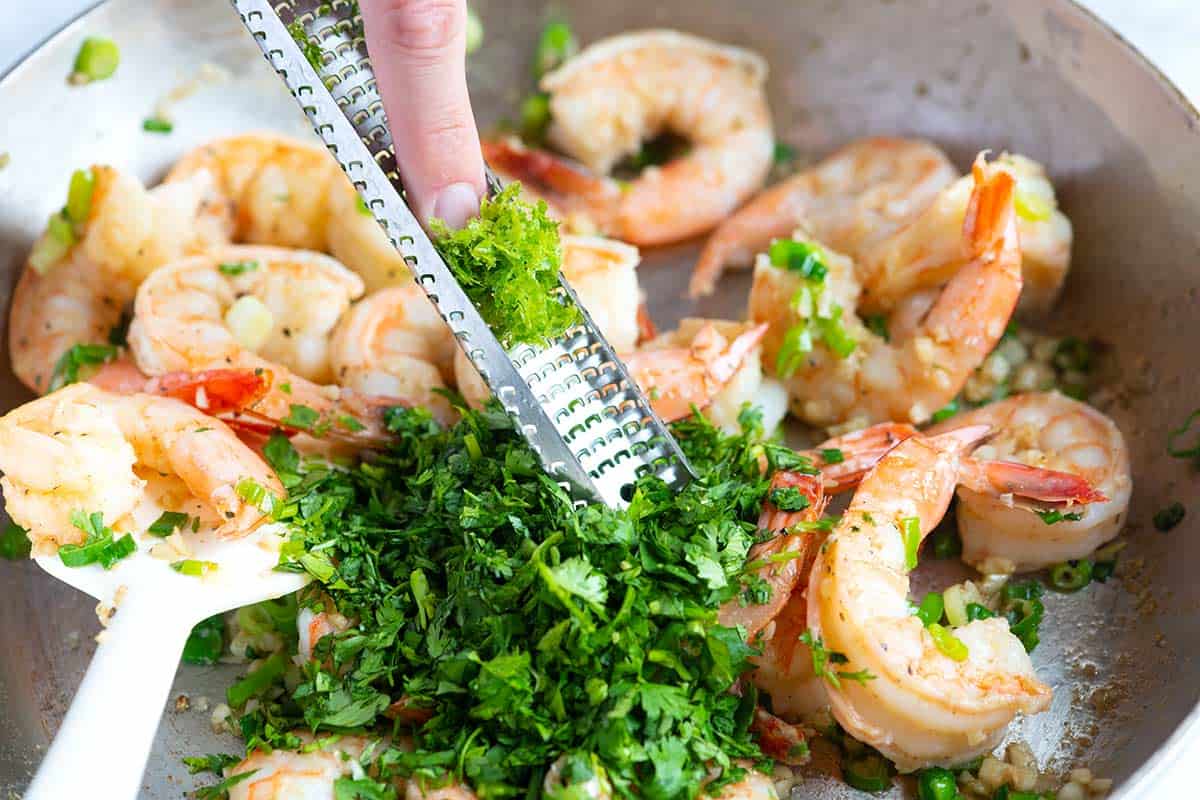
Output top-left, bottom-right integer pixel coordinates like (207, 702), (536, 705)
(430, 182), (481, 230)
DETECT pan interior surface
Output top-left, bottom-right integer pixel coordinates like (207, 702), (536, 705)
(0, 0), (1197, 797)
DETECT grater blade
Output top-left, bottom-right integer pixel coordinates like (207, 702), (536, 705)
(230, 0), (694, 507)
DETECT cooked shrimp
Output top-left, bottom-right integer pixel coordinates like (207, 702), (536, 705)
(297, 605), (352, 661)
(750, 154), (1023, 428)
(330, 284), (458, 423)
(9, 166), (228, 393)
(0, 384), (281, 552)
(227, 735), (478, 800)
(929, 391), (1131, 571)
(487, 30), (773, 246)
(857, 152), (1072, 316)
(226, 735), (372, 800)
(628, 319), (787, 433)
(453, 235), (644, 408)
(166, 132), (410, 292)
(806, 428), (1052, 771)
(127, 246), (411, 437)
(690, 137), (958, 297)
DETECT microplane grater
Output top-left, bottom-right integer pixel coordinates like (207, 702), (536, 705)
(230, 0), (694, 507)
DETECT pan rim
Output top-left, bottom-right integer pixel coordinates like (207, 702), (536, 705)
(1, 0), (1197, 797)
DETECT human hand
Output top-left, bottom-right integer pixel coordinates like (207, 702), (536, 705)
(360, 0), (486, 229)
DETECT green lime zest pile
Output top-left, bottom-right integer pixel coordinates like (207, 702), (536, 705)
(432, 184), (578, 348)
(226, 405), (800, 799)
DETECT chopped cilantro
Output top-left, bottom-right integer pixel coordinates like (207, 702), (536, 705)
(182, 753), (240, 775)
(1167, 409), (1200, 465)
(58, 511), (135, 569)
(432, 184), (578, 347)
(771, 141), (796, 165)
(182, 615), (225, 665)
(193, 769), (257, 800)
(0, 522), (31, 560)
(282, 404), (320, 430)
(231, 407), (773, 798)
(286, 21), (323, 70)
(1035, 508), (1084, 525)
(820, 448), (845, 465)
(799, 630), (875, 689)
(1154, 502), (1185, 532)
(768, 486), (810, 512)
(50, 343), (119, 391)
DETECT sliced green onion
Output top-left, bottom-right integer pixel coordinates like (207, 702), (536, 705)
(943, 584), (969, 627)
(916, 766), (960, 800)
(172, 559), (218, 577)
(71, 37), (120, 84)
(520, 93), (552, 144)
(465, 5), (484, 54)
(66, 168), (96, 227)
(226, 652), (286, 707)
(1048, 559), (1093, 592)
(915, 592), (944, 627)
(927, 623), (968, 661)
(1035, 508), (1083, 525)
(534, 21), (577, 78)
(59, 530), (135, 569)
(768, 238), (828, 282)
(148, 511), (190, 537)
(1168, 409), (1200, 463)
(1154, 502), (1185, 532)
(1014, 187), (1054, 222)
(817, 306), (857, 358)
(218, 260), (259, 276)
(843, 751), (891, 793)
(50, 343), (119, 391)
(900, 516), (921, 571)
(142, 117), (173, 134)
(965, 603), (994, 622)
(28, 223), (73, 274)
(930, 399), (960, 424)
(182, 614), (225, 665)
(775, 323), (813, 378)
(354, 195), (373, 216)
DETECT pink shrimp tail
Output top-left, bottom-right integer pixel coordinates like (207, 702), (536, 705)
(812, 422), (918, 493)
(960, 459), (1109, 505)
(927, 424), (993, 455)
(482, 137), (619, 222)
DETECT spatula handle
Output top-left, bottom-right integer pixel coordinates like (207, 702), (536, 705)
(24, 596), (192, 800)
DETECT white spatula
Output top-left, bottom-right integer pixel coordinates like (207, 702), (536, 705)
(22, 524), (308, 800)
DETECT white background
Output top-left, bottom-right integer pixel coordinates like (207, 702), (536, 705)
(1, 0), (1198, 798)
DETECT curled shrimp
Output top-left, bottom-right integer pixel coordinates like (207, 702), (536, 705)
(226, 734), (480, 800)
(226, 735), (372, 800)
(453, 235), (644, 408)
(165, 132), (410, 292)
(627, 319), (787, 433)
(127, 246), (411, 438)
(0, 383), (282, 552)
(807, 427), (1051, 771)
(929, 391), (1130, 571)
(690, 137), (958, 298)
(486, 30), (773, 246)
(330, 283), (459, 423)
(750, 154), (1023, 428)
(9, 166), (227, 393)
(856, 152), (1072, 317)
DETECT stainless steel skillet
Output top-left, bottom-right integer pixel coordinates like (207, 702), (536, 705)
(0, 0), (1198, 797)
